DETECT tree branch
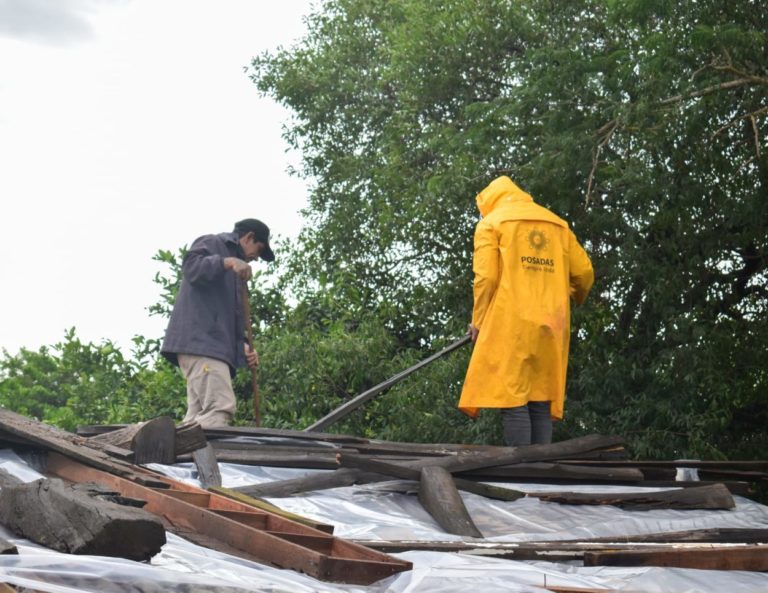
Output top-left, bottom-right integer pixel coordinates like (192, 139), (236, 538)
(711, 105), (768, 139)
(585, 119), (618, 207)
(751, 115), (761, 159)
(659, 77), (768, 106)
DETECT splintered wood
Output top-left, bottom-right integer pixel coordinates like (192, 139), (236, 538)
(0, 468), (164, 561)
(7, 411), (768, 576)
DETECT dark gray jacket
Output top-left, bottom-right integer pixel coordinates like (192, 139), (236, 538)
(161, 231), (247, 374)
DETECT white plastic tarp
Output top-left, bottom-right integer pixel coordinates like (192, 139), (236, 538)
(1, 448), (768, 593)
(153, 456), (768, 543)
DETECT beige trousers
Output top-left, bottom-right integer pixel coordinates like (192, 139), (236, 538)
(178, 354), (236, 428)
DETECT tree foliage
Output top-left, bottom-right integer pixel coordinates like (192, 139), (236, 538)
(250, 0), (768, 458)
(1, 0), (765, 460)
(0, 329), (185, 431)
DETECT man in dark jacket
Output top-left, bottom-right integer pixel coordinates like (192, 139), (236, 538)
(161, 219), (274, 427)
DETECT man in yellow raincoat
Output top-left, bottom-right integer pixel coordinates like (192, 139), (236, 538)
(458, 176), (594, 446)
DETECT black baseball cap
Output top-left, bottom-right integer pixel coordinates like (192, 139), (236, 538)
(234, 218), (275, 262)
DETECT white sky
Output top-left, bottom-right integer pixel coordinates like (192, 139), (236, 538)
(0, 0), (315, 357)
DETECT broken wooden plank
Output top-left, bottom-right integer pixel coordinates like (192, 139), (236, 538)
(174, 421), (210, 455)
(697, 468), (768, 483)
(204, 425), (371, 445)
(352, 439), (509, 457)
(418, 466), (483, 538)
(338, 452), (526, 501)
(359, 539), (620, 563)
(459, 462), (644, 483)
(549, 448), (629, 462)
(205, 433), (514, 458)
(211, 486), (335, 533)
(0, 469), (165, 561)
(78, 423), (372, 446)
(45, 453), (412, 584)
(88, 419), (149, 448)
(0, 409), (169, 489)
(559, 459), (768, 471)
(560, 528), (768, 544)
(82, 423), (629, 461)
(359, 539), (768, 570)
(625, 479), (752, 495)
(360, 478), (529, 502)
(88, 416), (176, 465)
(452, 435), (624, 471)
(232, 468), (383, 498)
(133, 417), (176, 465)
(584, 545), (768, 571)
(181, 446), (348, 469)
(379, 435), (625, 476)
(192, 443), (222, 488)
(334, 439), (632, 501)
(556, 462), (768, 485)
(532, 483), (735, 510)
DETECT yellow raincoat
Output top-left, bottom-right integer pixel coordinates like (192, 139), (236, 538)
(458, 176), (594, 420)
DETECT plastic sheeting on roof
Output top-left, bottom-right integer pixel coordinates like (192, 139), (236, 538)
(152, 458), (768, 543)
(0, 448), (767, 592)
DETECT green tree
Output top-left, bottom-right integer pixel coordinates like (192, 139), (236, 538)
(2, 0), (765, 457)
(250, 0), (768, 457)
(0, 329), (185, 431)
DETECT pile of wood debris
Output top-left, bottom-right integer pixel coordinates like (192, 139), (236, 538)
(0, 407), (767, 592)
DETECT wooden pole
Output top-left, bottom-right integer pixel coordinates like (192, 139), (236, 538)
(241, 283), (261, 426)
(304, 334), (471, 432)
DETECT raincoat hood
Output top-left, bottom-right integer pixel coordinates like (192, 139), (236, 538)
(476, 176), (533, 217)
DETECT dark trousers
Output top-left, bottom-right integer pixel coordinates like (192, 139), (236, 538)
(501, 401), (552, 446)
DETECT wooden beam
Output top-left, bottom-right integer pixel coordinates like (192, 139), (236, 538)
(0, 409), (168, 488)
(183, 446), (348, 469)
(88, 417), (177, 465)
(459, 462), (644, 482)
(45, 453), (412, 584)
(192, 443), (222, 488)
(584, 545), (768, 571)
(622, 479), (752, 496)
(204, 426), (371, 445)
(232, 468), (384, 498)
(532, 483), (735, 510)
(381, 435), (626, 476)
(559, 459), (768, 471)
(359, 538), (768, 569)
(418, 466), (483, 538)
(79, 423), (372, 445)
(174, 421), (209, 456)
(133, 417), (176, 465)
(556, 528), (768, 544)
(0, 470), (165, 561)
(338, 452), (525, 501)
(211, 486), (334, 533)
(352, 440), (509, 457)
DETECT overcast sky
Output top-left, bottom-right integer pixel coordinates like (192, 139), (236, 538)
(0, 0), (314, 357)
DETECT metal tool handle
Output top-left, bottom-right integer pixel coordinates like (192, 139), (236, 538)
(240, 283), (261, 426)
(304, 334), (471, 433)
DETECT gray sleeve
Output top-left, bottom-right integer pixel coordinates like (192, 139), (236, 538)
(182, 235), (226, 285)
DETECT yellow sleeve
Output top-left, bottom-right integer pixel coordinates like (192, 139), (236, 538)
(471, 219), (500, 329)
(568, 229), (594, 305)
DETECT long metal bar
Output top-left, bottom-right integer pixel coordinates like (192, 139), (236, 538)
(304, 335), (471, 432)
